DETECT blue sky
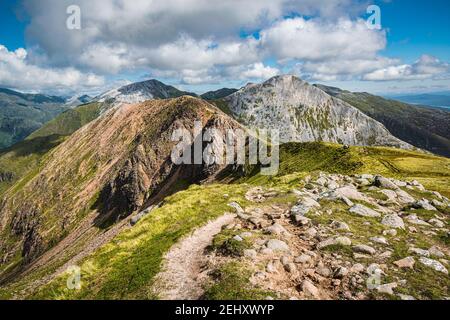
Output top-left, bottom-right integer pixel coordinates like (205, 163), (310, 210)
(0, 0), (449, 96)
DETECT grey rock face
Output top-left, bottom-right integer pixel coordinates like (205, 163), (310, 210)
(224, 75), (412, 148)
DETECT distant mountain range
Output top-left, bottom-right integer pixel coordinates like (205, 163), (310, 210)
(0, 88), (70, 149)
(201, 88), (238, 100)
(387, 92), (450, 109)
(1, 77), (449, 157)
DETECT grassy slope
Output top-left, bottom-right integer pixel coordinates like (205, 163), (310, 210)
(0, 102), (100, 196)
(8, 142), (447, 300)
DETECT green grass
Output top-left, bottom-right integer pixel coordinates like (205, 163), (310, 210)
(203, 262), (274, 300)
(210, 229), (253, 257)
(28, 102), (100, 139)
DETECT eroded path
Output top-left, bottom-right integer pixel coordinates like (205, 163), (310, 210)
(153, 214), (235, 300)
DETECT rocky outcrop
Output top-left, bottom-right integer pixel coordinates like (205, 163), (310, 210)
(203, 173), (449, 300)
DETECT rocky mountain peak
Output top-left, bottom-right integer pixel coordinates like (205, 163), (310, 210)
(223, 75), (412, 149)
(96, 79), (197, 105)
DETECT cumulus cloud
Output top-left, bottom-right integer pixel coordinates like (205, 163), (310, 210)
(363, 55), (450, 81)
(0, 45), (104, 94)
(239, 63), (280, 80)
(260, 17), (385, 62)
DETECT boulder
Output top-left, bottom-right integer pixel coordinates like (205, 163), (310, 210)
(292, 215), (311, 226)
(405, 215), (431, 226)
(380, 189), (398, 202)
(317, 236), (352, 249)
(350, 263), (365, 273)
(266, 239), (290, 252)
(333, 266), (349, 279)
(376, 283), (398, 295)
(301, 197), (321, 208)
(349, 204), (381, 218)
(393, 257), (415, 269)
(428, 218), (444, 228)
(303, 227), (318, 238)
(265, 223), (289, 236)
(331, 221), (350, 231)
(228, 202), (244, 214)
(341, 196), (354, 207)
(295, 254), (312, 264)
(332, 186), (366, 201)
(353, 244), (376, 255)
(374, 176), (398, 190)
(370, 236), (389, 245)
(408, 247), (430, 257)
(356, 178), (371, 186)
(284, 263), (297, 273)
(413, 199), (437, 211)
(419, 257), (448, 274)
(429, 246), (445, 258)
(392, 179), (407, 187)
(290, 204), (311, 216)
(395, 189), (415, 204)
(301, 280), (321, 299)
(381, 214), (405, 229)
(315, 177), (328, 186)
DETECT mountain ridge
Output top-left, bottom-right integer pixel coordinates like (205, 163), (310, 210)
(317, 84), (450, 157)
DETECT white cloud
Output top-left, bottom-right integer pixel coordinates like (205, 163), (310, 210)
(296, 57), (398, 81)
(20, 1), (375, 78)
(260, 17), (386, 62)
(0, 45), (104, 94)
(363, 55), (450, 81)
(240, 63), (280, 80)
